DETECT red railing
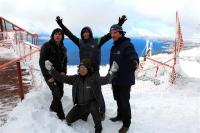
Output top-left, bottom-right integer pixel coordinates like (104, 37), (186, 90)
(138, 11), (183, 84)
(0, 45), (40, 100)
(0, 16), (40, 100)
(0, 16), (39, 45)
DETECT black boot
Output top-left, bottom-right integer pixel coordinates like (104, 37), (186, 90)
(95, 124), (102, 133)
(100, 112), (105, 121)
(119, 125), (129, 133)
(65, 117), (72, 126)
(95, 128), (102, 133)
(109, 116), (122, 122)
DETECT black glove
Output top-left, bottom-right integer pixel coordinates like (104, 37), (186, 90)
(56, 16), (63, 25)
(49, 82), (62, 99)
(118, 15), (127, 26)
(131, 60), (138, 71)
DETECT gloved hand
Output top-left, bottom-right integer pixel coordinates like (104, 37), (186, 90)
(48, 78), (55, 83)
(118, 15), (127, 26)
(109, 61), (119, 74)
(56, 16), (63, 25)
(48, 82), (62, 99)
(45, 60), (54, 71)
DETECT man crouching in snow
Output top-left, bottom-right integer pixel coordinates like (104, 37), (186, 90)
(45, 58), (118, 133)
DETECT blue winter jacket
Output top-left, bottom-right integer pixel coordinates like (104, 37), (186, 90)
(110, 37), (139, 86)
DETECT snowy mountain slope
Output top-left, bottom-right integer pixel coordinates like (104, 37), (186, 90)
(0, 46), (200, 133)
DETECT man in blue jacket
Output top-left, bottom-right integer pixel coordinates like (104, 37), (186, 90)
(109, 24), (139, 133)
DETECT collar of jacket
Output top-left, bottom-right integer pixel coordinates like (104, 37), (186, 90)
(113, 37), (130, 46)
(49, 39), (64, 48)
(82, 38), (94, 43)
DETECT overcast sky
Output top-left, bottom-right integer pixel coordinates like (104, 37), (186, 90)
(0, 0), (199, 39)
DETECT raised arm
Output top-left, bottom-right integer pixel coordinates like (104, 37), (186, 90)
(56, 16), (80, 47)
(98, 15), (127, 47)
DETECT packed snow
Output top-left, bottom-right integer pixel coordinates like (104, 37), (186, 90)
(0, 46), (200, 133)
(0, 47), (16, 59)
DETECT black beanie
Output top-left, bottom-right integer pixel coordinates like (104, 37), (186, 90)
(110, 24), (126, 36)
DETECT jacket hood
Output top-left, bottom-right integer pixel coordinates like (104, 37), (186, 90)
(81, 26), (93, 40)
(50, 28), (64, 46)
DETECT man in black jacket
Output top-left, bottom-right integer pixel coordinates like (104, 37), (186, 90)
(39, 28), (67, 120)
(45, 59), (119, 133)
(109, 24), (139, 133)
(56, 15), (127, 120)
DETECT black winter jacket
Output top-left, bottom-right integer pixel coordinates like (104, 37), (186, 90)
(50, 70), (113, 105)
(110, 37), (139, 86)
(39, 40), (67, 81)
(57, 23), (111, 71)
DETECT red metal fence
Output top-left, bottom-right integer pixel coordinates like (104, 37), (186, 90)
(0, 16), (40, 100)
(0, 16), (38, 45)
(138, 11), (183, 84)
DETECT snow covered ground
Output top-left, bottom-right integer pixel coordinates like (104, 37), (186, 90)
(0, 46), (200, 133)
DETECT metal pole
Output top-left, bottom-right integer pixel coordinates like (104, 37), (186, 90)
(16, 61), (24, 100)
(30, 46), (32, 60)
(0, 17), (3, 32)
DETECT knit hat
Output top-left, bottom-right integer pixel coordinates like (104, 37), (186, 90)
(110, 24), (126, 35)
(79, 58), (92, 72)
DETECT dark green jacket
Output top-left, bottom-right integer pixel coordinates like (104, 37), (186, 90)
(50, 69), (113, 105)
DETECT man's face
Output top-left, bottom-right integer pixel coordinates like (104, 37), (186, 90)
(110, 30), (122, 41)
(83, 31), (90, 40)
(79, 65), (88, 76)
(53, 32), (62, 44)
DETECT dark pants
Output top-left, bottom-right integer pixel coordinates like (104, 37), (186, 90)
(66, 101), (102, 131)
(48, 81), (65, 120)
(95, 71), (105, 113)
(112, 84), (131, 127)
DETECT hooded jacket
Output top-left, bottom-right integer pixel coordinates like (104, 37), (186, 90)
(57, 24), (111, 71)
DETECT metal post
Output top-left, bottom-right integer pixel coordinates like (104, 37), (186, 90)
(0, 17), (3, 32)
(170, 67), (176, 84)
(30, 46), (32, 60)
(155, 66), (159, 77)
(16, 61), (24, 100)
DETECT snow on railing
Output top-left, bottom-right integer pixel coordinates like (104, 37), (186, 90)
(0, 16), (41, 100)
(137, 11), (184, 85)
(0, 42), (40, 100)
